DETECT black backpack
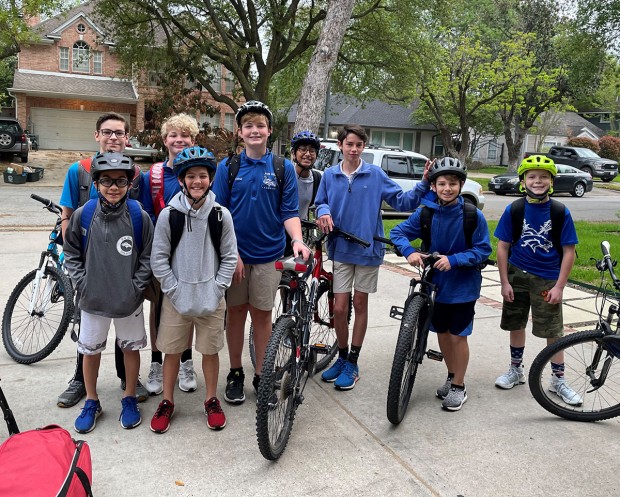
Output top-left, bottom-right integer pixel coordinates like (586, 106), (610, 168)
(419, 200), (478, 252)
(509, 197), (566, 262)
(168, 206), (223, 260)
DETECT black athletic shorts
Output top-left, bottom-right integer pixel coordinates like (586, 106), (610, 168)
(430, 301), (476, 336)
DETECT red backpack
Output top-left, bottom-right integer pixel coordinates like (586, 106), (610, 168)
(149, 161), (166, 217)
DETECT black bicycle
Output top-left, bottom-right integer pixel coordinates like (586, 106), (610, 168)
(528, 240), (620, 422)
(1, 195), (75, 364)
(379, 238), (444, 425)
(256, 224), (368, 460)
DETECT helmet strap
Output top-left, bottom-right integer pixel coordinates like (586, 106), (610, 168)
(182, 179), (210, 208)
(524, 186), (550, 202)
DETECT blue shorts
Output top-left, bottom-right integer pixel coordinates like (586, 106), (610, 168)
(430, 301), (476, 336)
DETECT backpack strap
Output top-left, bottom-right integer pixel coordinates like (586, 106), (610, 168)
(419, 201), (478, 253)
(311, 169), (322, 205)
(419, 206), (433, 252)
(77, 158), (92, 208)
(149, 162), (166, 217)
(227, 155), (241, 193)
(227, 153), (286, 199)
(129, 164), (142, 201)
(168, 208), (185, 260)
(510, 197), (527, 246)
(80, 199), (143, 254)
(208, 205), (223, 260)
(510, 197), (565, 261)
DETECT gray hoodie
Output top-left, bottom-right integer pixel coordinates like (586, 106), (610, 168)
(151, 191), (237, 317)
(64, 200), (154, 318)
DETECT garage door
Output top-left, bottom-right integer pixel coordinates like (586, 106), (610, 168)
(30, 108), (129, 151)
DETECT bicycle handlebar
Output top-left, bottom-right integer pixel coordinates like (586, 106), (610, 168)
(31, 194), (62, 215)
(301, 220), (370, 248)
(600, 241), (620, 291)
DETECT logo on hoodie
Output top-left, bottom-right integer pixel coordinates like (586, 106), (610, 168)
(117, 236), (134, 256)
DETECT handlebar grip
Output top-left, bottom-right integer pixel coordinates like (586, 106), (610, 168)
(31, 193), (50, 205)
(333, 227), (370, 248)
(301, 219), (317, 229)
(373, 235), (392, 246)
(31, 193), (62, 214)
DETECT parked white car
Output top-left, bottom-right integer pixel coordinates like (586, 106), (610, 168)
(315, 142), (485, 216)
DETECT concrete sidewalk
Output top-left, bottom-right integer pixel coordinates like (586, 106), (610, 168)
(0, 231), (617, 497)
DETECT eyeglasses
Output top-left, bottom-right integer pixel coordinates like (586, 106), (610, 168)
(297, 146), (317, 155)
(98, 177), (130, 188)
(99, 129), (127, 138)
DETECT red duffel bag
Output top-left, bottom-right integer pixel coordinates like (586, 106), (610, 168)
(0, 384), (93, 496)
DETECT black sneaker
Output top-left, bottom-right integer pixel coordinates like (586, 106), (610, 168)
(224, 370), (246, 404)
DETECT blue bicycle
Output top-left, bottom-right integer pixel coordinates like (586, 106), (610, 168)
(1, 194), (75, 364)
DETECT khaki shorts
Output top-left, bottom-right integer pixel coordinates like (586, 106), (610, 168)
(500, 264), (563, 338)
(156, 296), (225, 355)
(333, 262), (380, 294)
(226, 262), (281, 311)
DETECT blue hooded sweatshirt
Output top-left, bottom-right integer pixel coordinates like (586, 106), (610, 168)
(390, 196), (492, 304)
(314, 160), (429, 266)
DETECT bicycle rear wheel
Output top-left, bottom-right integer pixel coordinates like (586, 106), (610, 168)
(256, 317), (299, 460)
(311, 280), (352, 372)
(528, 329), (620, 422)
(2, 266), (74, 364)
(386, 295), (426, 425)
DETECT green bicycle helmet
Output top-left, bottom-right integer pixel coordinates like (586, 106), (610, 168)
(517, 155), (557, 178)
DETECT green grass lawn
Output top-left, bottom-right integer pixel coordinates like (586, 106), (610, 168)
(472, 166), (506, 174)
(470, 177), (490, 190)
(382, 218), (620, 286)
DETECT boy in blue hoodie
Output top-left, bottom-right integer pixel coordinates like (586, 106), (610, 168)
(314, 124), (430, 390)
(64, 153), (154, 433)
(149, 147), (237, 433)
(390, 158), (491, 411)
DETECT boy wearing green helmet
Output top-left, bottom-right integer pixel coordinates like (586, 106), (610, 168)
(493, 154), (582, 406)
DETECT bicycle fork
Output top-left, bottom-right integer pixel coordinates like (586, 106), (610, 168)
(28, 257), (55, 317)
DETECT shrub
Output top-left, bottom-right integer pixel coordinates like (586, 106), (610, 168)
(566, 137), (600, 153)
(598, 135), (620, 162)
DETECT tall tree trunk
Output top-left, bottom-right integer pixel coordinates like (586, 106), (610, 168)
(294, 0), (356, 133)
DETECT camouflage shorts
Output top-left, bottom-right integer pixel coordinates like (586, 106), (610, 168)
(500, 264), (563, 338)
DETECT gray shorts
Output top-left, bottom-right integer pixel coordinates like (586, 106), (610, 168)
(333, 262), (380, 294)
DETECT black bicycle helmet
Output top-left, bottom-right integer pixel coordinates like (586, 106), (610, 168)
(91, 152), (135, 181)
(427, 157), (467, 182)
(290, 130), (320, 152)
(235, 100), (273, 127)
(173, 146), (217, 179)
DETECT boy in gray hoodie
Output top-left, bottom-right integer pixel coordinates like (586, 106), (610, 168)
(149, 147), (237, 433)
(64, 153), (154, 434)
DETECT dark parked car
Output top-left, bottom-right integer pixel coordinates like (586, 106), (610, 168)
(0, 118), (28, 163)
(489, 164), (594, 197)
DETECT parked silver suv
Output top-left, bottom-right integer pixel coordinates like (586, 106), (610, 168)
(0, 118), (28, 163)
(315, 142), (485, 215)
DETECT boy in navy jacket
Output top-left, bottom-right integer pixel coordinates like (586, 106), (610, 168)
(391, 157), (491, 411)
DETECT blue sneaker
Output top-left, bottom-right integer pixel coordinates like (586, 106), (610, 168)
(120, 396), (142, 429)
(74, 399), (102, 434)
(334, 361), (359, 390)
(321, 357), (347, 383)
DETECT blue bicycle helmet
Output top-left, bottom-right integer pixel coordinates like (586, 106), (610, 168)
(173, 146), (217, 179)
(235, 100), (273, 127)
(290, 130), (320, 152)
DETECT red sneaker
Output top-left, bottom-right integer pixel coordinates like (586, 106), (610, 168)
(205, 397), (226, 430)
(150, 399), (175, 433)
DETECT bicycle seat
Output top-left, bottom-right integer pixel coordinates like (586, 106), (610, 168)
(275, 256), (311, 273)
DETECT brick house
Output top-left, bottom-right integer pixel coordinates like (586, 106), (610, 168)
(9, 1), (237, 151)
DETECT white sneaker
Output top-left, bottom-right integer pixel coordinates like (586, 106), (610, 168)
(146, 362), (163, 395)
(549, 376), (583, 406)
(179, 359), (197, 392)
(495, 365), (526, 389)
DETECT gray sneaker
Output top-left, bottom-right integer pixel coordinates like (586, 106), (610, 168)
(494, 365), (525, 389)
(436, 377), (452, 399)
(442, 387), (468, 411)
(549, 376), (583, 406)
(57, 379), (86, 408)
(120, 379), (149, 403)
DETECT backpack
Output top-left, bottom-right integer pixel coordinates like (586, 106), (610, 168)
(310, 168), (322, 207)
(78, 157), (142, 207)
(80, 198), (144, 254)
(419, 200), (478, 252)
(227, 154), (285, 196)
(0, 385), (93, 497)
(509, 197), (566, 261)
(149, 161), (166, 218)
(168, 205), (223, 260)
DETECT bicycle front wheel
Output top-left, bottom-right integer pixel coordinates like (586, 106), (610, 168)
(2, 266), (74, 364)
(387, 295), (426, 425)
(256, 317), (298, 460)
(528, 329), (620, 422)
(311, 280), (352, 372)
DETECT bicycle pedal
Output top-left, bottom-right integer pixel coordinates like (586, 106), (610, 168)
(310, 343), (329, 354)
(426, 349), (444, 362)
(389, 306), (404, 320)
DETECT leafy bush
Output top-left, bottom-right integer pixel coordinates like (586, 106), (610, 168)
(566, 137), (600, 153)
(598, 135), (620, 162)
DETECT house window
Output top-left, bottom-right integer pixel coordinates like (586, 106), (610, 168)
(148, 71), (164, 87)
(93, 51), (103, 74)
(224, 113), (234, 131)
(600, 113), (611, 123)
(206, 64), (221, 91)
(488, 140), (498, 161)
(433, 136), (444, 157)
(384, 131), (400, 148)
(76, 23), (87, 33)
(371, 130), (382, 146)
(199, 112), (220, 130)
(72, 41), (90, 73)
(402, 133), (413, 151)
(225, 73), (235, 93)
(59, 47), (69, 71)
